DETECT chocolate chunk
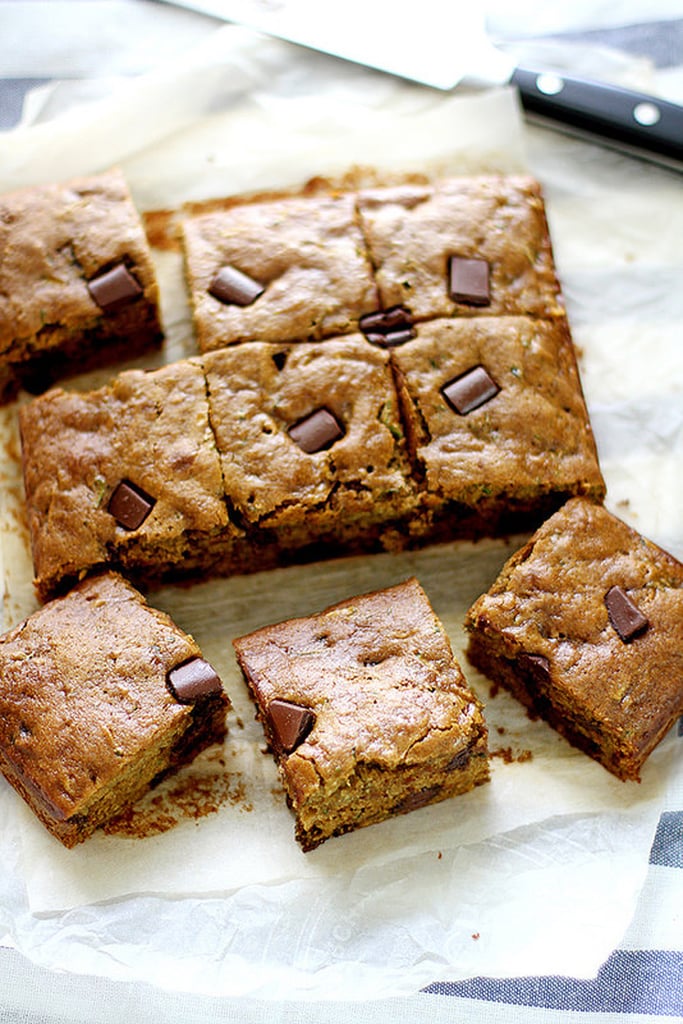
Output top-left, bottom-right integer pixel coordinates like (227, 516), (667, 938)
(441, 365), (499, 415)
(359, 311), (386, 334)
(288, 408), (344, 453)
(514, 652), (554, 719)
(88, 263), (143, 311)
(393, 785), (442, 814)
(209, 265), (264, 306)
(605, 586), (649, 642)
(370, 328), (415, 348)
(518, 653), (552, 682)
(445, 748), (472, 772)
(359, 305), (415, 347)
(449, 256), (491, 306)
(168, 658), (223, 703)
(360, 306), (413, 333)
(267, 699), (315, 754)
(107, 480), (155, 530)
(380, 306), (412, 331)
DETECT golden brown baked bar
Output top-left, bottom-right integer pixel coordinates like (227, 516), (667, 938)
(356, 176), (564, 321)
(392, 315), (605, 537)
(0, 571), (229, 847)
(181, 192), (379, 351)
(465, 497), (683, 780)
(19, 359), (240, 601)
(0, 168), (162, 400)
(203, 336), (418, 555)
(233, 577), (489, 850)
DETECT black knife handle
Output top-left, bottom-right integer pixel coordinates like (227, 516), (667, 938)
(511, 65), (683, 165)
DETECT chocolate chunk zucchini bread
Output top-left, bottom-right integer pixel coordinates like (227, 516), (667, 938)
(181, 191), (379, 349)
(203, 336), (418, 557)
(391, 314), (603, 539)
(0, 571), (229, 847)
(19, 358), (241, 600)
(19, 338), (416, 599)
(465, 497), (683, 780)
(19, 173), (605, 598)
(233, 577), (489, 850)
(0, 168), (162, 400)
(180, 175), (564, 350)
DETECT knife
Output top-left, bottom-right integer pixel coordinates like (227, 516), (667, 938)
(509, 66), (683, 170)
(158, 0), (683, 170)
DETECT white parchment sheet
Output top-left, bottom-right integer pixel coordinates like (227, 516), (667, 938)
(0, 21), (682, 1001)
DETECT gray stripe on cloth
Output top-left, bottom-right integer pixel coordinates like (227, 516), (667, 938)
(650, 811), (683, 868)
(0, 78), (49, 129)
(423, 949), (683, 1015)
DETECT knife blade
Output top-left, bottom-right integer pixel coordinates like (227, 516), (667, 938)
(158, 0), (683, 170)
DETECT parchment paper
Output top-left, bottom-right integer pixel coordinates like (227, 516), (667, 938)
(0, 21), (682, 1001)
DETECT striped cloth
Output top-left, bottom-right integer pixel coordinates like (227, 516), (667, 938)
(0, 796), (681, 1019)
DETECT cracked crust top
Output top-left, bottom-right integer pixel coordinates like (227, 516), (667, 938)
(391, 316), (605, 506)
(19, 359), (233, 598)
(203, 336), (417, 529)
(0, 168), (159, 358)
(181, 192), (379, 350)
(356, 175), (564, 321)
(465, 497), (683, 775)
(233, 577), (487, 806)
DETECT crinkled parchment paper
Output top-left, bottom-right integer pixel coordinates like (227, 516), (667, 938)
(0, 22), (682, 1001)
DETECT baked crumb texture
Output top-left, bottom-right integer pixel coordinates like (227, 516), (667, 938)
(20, 175), (605, 599)
(233, 577), (489, 850)
(465, 497), (683, 781)
(0, 571), (229, 847)
(0, 169), (162, 401)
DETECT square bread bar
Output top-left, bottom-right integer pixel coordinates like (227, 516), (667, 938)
(181, 192), (379, 351)
(465, 497), (683, 780)
(391, 315), (605, 537)
(233, 577), (489, 850)
(356, 176), (564, 321)
(19, 358), (240, 601)
(0, 168), (162, 400)
(0, 571), (229, 847)
(203, 336), (418, 554)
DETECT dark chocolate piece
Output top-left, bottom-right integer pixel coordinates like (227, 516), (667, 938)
(441, 365), (499, 415)
(605, 586), (649, 642)
(448, 256), (491, 306)
(208, 265), (264, 306)
(267, 699), (315, 754)
(446, 747), (472, 772)
(288, 408), (344, 453)
(365, 328), (415, 348)
(87, 263), (143, 312)
(168, 657), (223, 703)
(516, 653), (554, 718)
(518, 653), (551, 682)
(393, 785), (442, 814)
(359, 305), (415, 347)
(107, 480), (155, 531)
